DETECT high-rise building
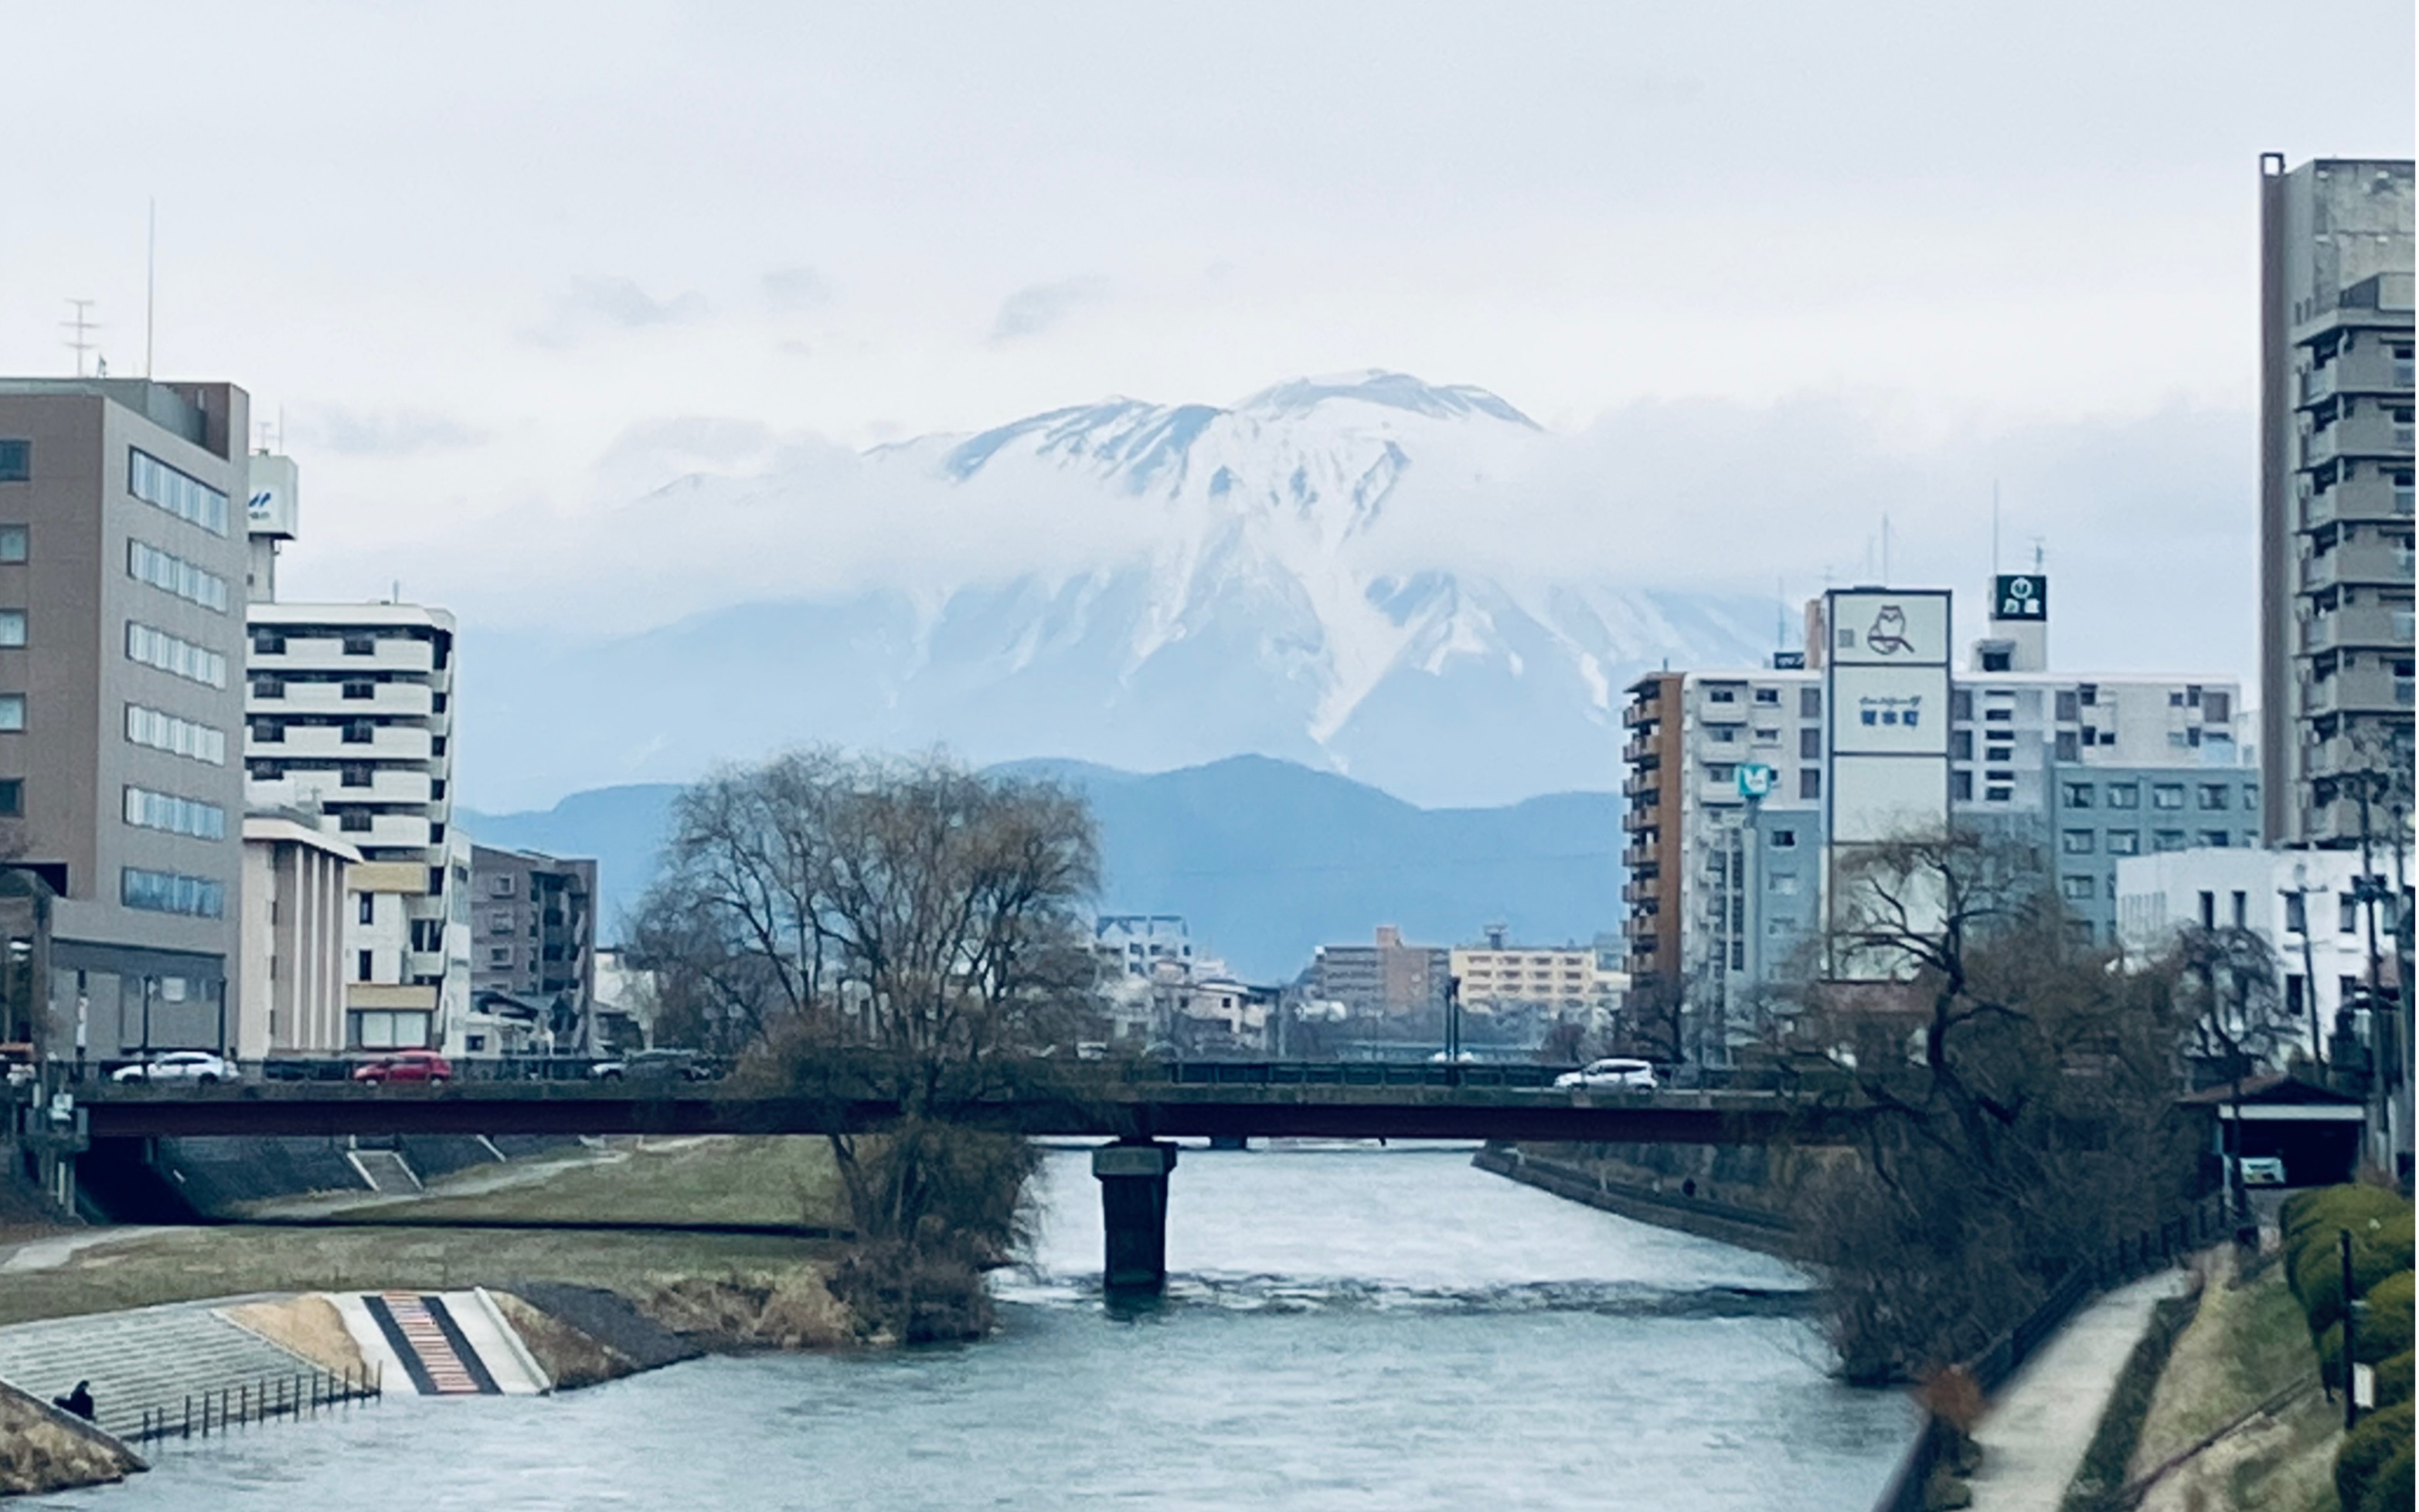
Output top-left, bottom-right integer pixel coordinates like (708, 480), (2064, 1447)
(243, 601), (470, 1055)
(468, 843), (599, 1054)
(2257, 155), (2414, 848)
(0, 379), (252, 1062)
(1620, 579), (2251, 1064)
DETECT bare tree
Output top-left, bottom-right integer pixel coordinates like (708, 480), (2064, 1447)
(1781, 828), (2203, 1381)
(628, 749), (1101, 1339)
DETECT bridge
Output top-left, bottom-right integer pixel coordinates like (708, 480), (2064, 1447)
(14, 1062), (1869, 1296)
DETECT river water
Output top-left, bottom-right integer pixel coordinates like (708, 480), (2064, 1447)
(32, 1144), (1914, 1510)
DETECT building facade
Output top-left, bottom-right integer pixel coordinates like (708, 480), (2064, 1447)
(1093, 915), (1192, 980)
(2257, 155), (2415, 848)
(0, 379), (252, 1061)
(1621, 578), (2250, 1065)
(1312, 926), (1450, 1021)
(243, 602), (469, 1054)
(236, 814), (359, 1058)
(1449, 930), (1604, 1018)
(468, 844), (600, 1054)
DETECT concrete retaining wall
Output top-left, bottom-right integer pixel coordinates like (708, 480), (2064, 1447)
(1471, 1143), (1808, 1261)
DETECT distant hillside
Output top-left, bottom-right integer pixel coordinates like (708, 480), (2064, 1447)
(459, 755), (1620, 981)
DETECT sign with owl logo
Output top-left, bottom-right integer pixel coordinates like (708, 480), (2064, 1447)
(1826, 590), (1948, 666)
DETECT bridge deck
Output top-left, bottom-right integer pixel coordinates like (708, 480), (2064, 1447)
(46, 1078), (1860, 1145)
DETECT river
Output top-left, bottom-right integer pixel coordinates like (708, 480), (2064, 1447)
(32, 1144), (1914, 1510)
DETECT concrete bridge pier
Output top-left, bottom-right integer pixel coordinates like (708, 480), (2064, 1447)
(1092, 1140), (1179, 1297)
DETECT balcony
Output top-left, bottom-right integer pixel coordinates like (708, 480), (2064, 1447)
(2299, 346), (2414, 406)
(1621, 772), (1662, 799)
(247, 766), (433, 809)
(1622, 806), (1656, 833)
(2302, 539), (2417, 594)
(1621, 700), (1662, 730)
(2302, 469), (2415, 528)
(2304, 410), (2415, 468)
(1621, 841), (1659, 870)
(248, 679), (434, 718)
(247, 722), (434, 762)
(1621, 732), (1659, 764)
(326, 812), (434, 850)
(2305, 664), (2417, 719)
(1620, 877), (1663, 905)
(2304, 604), (2417, 655)
(250, 636), (438, 676)
(1622, 912), (1664, 942)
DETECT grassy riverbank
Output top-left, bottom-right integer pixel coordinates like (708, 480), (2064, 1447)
(2120, 1248), (2338, 1512)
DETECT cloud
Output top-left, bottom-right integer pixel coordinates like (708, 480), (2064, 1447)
(595, 416), (781, 487)
(290, 406), (490, 456)
(987, 277), (1108, 345)
(760, 266), (831, 309)
(524, 277), (711, 346)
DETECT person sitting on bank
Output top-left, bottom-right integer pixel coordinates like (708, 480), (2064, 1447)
(53, 1381), (94, 1421)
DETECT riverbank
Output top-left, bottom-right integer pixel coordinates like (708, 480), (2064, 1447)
(1470, 1143), (1807, 1261)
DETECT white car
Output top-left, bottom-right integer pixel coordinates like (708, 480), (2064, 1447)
(111, 1051), (235, 1086)
(1553, 1057), (1659, 1091)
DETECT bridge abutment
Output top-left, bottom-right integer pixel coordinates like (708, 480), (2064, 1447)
(1091, 1140), (1179, 1297)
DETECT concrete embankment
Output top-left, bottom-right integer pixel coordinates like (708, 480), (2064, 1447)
(1470, 1143), (1808, 1261)
(0, 1378), (145, 1497)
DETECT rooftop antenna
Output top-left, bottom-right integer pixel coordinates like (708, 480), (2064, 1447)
(1774, 576), (1786, 651)
(61, 300), (97, 377)
(1881, 513), (1893, 583)
(1991, 481), (2001, 579)
(2031, 535), (2046, 573)
(144, 199), (156, 379)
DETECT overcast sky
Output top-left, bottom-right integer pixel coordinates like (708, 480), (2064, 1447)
(4, 2), (2410, 652)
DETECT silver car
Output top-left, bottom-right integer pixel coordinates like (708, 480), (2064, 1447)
(1553, 1057), (1659, 1091)
(111, 1050), (236, 1085)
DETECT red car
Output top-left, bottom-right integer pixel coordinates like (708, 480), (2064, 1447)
(352, 1050), (453, 1086)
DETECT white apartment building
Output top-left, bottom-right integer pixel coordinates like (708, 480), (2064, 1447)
(1624, 576), (2250, 1065)
(2116, 846), (2385, 1062)
(236, 813), (359, 1058)
(243, 601), (471, 1054)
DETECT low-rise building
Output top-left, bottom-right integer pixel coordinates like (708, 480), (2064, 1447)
(468, 844), (599, 1054)
(236, 813), (359, 1058)
(1313, 926), (1449, 1021)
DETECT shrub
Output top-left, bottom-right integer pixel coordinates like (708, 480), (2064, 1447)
(2285, 1184), (2408, 1249)
(2294, 1231), (2413, 1337)
(2358, 1442), (2414, 1512)
(2373, 1349), (2414, 1411)
(2336, 1400), (2414, 1512)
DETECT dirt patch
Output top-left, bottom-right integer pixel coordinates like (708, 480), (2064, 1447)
(219, 1295), (366, 1377)
(489, 1293), (634, 1391)
(639, 1269), (858, 1351)
(0, 1380), (141, 1497)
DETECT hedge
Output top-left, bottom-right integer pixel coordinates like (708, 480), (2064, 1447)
(2336, 1400), (2414, 1512)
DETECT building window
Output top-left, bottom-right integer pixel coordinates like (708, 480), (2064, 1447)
(1754, 688), (1779, 705)
(250, 717), (286, 744)
(2106, 783), (2139, 810)
(356, 950), (375, 981)
(1769, 828), (1797, 849)
(1986, 784), (2014, 803)
(252, 627), (286, 655)
(2197, 783), (2230, 810)
(1708, 688), (1737, 703)
(2106, 830), (2139, 856)
(0, 441), (29, 482)
(128, 448), (230, 535)
(2055, 691), (2080, 722)
(252, 677), (286, 699)
(2054, 731), (2080, 762)
(351, 1010), (430, 1050)
(1710, 726), (1737, 743)
(125, 621), (226, 687)
(1951, 689), (1973, 722)
(1799, 768), (1821, 800)
(489, 946), (513, 967)
(127, 540), (230, 612)
(2203, 691), (2231, 722)
(359, 892), (375, 925)
(123, 786), (226, 840)
(1950, 730), (1972, 760)
(126, 704), (226, 764)
(0, 779), (19, 815)
(342, 719), (374, 744)
(339, 810), (373, 833)
(342, 679), (374, 700)
(2061, 875), (2094, 902)
(342, 634), (375, 656)
(2063, 783), (2094, 808)
(121, 867), (225, 917)
(1799, 688), (1821, 718)
(2152, 830), (2186, 853)
(2340, 895), (2362, 933)
(2198, 830), (2230, 848)
(0, 694), (23, 732)
(0, 610), (22, 647)
(342, 763), (373, 788)
(1799, 729), (1822, 759)
(2061, 829), (2095, 855)
(1951, 770), (1973, 800)
(2152, 783), (2185, 810)
(0, 526), (23, 562)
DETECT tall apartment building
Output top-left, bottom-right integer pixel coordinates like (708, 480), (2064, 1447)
(243, 601), (470, 1054)
(0, 379), (252, 1061)
(1448, 928), (1609, 1023)
(1621, 578), (2249, 1064)
(468, 844), (598, 1054)
(2257, 155), (2415, 848)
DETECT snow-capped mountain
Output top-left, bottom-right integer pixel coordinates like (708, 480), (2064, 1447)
(461, 373), (1774, 810)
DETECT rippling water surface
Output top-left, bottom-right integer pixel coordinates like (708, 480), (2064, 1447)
(33, 1144), (1914, 1510)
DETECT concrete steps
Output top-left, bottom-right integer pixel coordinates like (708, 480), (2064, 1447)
(346, 1150), (423, 1195)
(0, 1302), (327, 1439)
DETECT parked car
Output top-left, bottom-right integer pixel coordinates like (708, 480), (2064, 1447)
(111, 1050), (236, 1086)
(1553, 1057), (1659, 1092)
(589, 1048), (719, 1083)
(1427, 1050), (1479, 1064)
(352, 1050), (453, 1085)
